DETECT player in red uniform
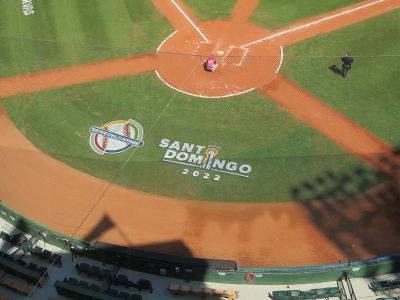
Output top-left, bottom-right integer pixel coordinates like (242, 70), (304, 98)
(205, 54), (218, 72)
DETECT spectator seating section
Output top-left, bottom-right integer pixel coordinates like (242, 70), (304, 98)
(136, 279), (153, 292)
(311, 287), (342, 299)
(167, 283), (239, 299)
(0, 231), (28, 248)
(75, 262), (111, 280)
(1, 231), (62, 267)
(371, 279), (400, 295)
(0, 293), (13, 300)
(0, 276), (33, 296)
(31, 246), (51, 261)
(113, 274), (153, 293)
(0, 252), (45, 286)
(273, 287), (342, 300)
(55, 278), (143, 300)
(8, 233), (27, 246)
(0, 231), (10, 241)
(31, 246), (62, 267)
(273, 290), (301, 300)
(113, 274), (136, 289)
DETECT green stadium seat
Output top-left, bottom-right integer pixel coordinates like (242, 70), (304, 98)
(55, 280), (121, 300)
(78, 280), (89, 289)
(273, 290), (291, 300)
(301, 290), (317, 300)
(0, 231), (10, 241)
(273, 290), (302, 300)
(391, 279), (400, 290)
(370, 280), (392, 295)
(326, 287), (342, 298)
(311, 288), (329, 299)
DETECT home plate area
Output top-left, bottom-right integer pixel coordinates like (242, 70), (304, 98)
(222, 46), (249, 66)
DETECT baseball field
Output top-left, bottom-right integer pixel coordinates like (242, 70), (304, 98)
(0, 0), (399, 266)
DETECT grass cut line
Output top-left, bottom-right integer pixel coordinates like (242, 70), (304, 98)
(275, 46), (284, 74)
(241, 0), (386, 47)
(170, 0), (209, 42)
(154, 70), (255, 99)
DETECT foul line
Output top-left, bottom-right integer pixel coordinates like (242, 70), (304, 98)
(275, 46), (284, 74)
(170, 0), (209, 42)
(162, 159), (249, 178)
(155, 70), (255, 99)
(157, 30), (177, 52)
(241, 0), (386, 47)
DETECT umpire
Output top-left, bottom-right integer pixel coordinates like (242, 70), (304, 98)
(341, 53), (353, 78)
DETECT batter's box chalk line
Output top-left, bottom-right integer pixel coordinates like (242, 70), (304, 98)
(221, 46), (249, 66)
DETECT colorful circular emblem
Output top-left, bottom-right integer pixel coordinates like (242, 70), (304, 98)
(89, 119), (144, 155)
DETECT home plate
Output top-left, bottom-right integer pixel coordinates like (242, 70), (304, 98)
(216, 50), (224, 56)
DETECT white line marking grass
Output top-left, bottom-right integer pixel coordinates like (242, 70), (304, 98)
(170, 0), (209, 42)
(241, 0), (386, 47)
(162, 159), (249, 177)
(155, 70), (255, 99)
(157, 30), (177, 52)
(162, 159), (198, 168)
(275, 46), (284, 74)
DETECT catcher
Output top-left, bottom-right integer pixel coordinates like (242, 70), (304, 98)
(205, 54), (218, 72)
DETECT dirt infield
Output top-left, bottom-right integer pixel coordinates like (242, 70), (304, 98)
(0, 0), (399, 266)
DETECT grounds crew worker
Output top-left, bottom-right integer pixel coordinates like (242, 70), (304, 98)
(341, 53), (353, 78)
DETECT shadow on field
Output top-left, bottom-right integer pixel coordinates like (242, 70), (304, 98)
(291, 148), (400, 262)
(0, 216), (226, 298)
(328, 64), (342, 76)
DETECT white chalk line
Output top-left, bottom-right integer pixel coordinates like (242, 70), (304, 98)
(275, 46), (284, 74)
(222, 46), (249, 66)
(162, 159), (249, 177)
(221, 46), (234, 65)
(155, 70), (255, 99)
(241, 0), (386, 47)
(156, 30), (177, 53)
(236, 47), (249, 66)
(170, 0), (209, 43)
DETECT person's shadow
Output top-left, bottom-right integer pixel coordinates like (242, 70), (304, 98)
(329, 64), (342, 76)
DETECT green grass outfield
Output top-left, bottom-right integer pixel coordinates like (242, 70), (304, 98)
(181, 0), (364, 29)
(282, 10), (400, 148)
(252, 0), (364, 29)
(182, 0), (236, 20)
(0, 0), (171, 77)
(2, 73), (381, 202)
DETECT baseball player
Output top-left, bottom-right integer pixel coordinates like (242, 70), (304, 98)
(205, 54), (218, 72)
(341, 53), (354, 78)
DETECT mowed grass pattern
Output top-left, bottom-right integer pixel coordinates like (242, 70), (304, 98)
(0, 0), (172, 77)
(3, 73), (380, 202)
(282, 10), (400, 147)
(182, 0), (236, 20)
(251, 0), (364, 29)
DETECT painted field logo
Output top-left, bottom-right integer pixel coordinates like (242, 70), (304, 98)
(159, 138), (252, 179)
(89, 119), (144, 155)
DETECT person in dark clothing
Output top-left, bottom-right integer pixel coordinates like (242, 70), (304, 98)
(341, 53), (353, 78)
